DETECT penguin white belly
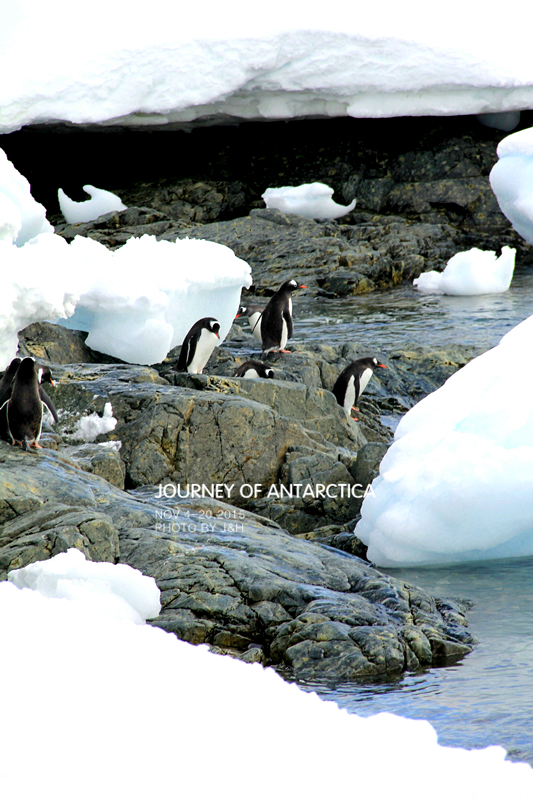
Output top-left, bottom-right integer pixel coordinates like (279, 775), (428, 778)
(358, 368), (373, 398)
(343, 376), (356, 417)
(280, 317), (289, 350)
(242, 368), (260, 379)
(249, 312), (263, 340)
(188, 329), (218, 374)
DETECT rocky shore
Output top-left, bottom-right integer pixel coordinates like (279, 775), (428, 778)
(1, 316), (479, 681)
(4, 115), (521, 682)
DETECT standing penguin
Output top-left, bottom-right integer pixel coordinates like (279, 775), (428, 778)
(233, 360), (274, 379)
(0, 357), (22, 407)
(235, 304), (264, 341)
(333, 357), (387, 420)
(177, 317), (220, 374)
(260, 279), (306, 356)
(1, 357), (45, 450)
(0, 359), (58, 443)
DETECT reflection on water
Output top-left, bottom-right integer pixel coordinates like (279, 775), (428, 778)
(290, 272), (533, 764)
(298, 558), (533, 764)
(294, 271), (533, 351)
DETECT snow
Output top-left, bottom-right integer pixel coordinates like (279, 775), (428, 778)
(490, 128), (533, 245)
(262, 182), (356, 220)
(58, 185), (127, 224)
(413, 246), (516, 296)
(0, 148), (53, 244)
(355, 313), (533, 567)
(2, 1), (533, 133)
(0, 149), (252, 369)
(1, 549), (532, 800)
(70, 402), (117, 442)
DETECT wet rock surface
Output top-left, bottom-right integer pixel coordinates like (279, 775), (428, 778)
(0, 445), (476, 680)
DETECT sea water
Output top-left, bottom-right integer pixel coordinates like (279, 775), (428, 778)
(299, 558), (533, 764)
(289, 274), (533, 763)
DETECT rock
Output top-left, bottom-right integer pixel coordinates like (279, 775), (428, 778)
(17, 321), (120, 365)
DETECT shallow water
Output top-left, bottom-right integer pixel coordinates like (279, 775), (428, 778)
(294, 269), (533, 351)
(291, 273), (533, 764)
(299, 558), (533, 763)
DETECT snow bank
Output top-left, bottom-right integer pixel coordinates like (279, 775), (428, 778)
(490, 127), (533, 245)
(262, 183), (356, 219)
(355, 314), (533, 567)
(2, 2), (533, 133)
(0, 149), (53, 244)
(58, 185), (127, 224)
(1, 549), (532, 800)
(413, 247), (516, 295)
(8, 548), (160, 623)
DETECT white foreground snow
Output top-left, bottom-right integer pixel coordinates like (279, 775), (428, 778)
(356, 314), (533, 567)
(2, 1), (533, 133)
(262, 183), (356, 219)
(413, 246), (516, 295)
(1, 549), (532, 800)
(58, 185), (127, 223)
(490, 127), (533, 245)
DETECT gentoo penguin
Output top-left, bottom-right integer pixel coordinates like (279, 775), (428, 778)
(233, 360), (274, 379)
(0, 357), (21, 407)
(177, 317), (220, 374)
(333, 357), (387, 420)
(260, 279), (306, 356)
(1, 357), (45, 450)
(235, 304), (264, 341)
(0, 359), (58, 437)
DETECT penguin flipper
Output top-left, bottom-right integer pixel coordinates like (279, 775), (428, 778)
(0, 400), (11, 443)
(177, 334), (193, 372)
(40, 388), (59, 423)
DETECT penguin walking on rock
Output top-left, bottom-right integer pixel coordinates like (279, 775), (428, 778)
(235, 304), (264, 341)
(333, 357), (387, 421)
(260, 279), (306, 356)
(233, 360), (274, 379)
(177, 317), (220, 374)
(1, 357), (46, 450)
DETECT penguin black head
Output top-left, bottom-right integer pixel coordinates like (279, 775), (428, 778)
(280, 279), (307, 293)
(205, 318), (220, 338)
(37, 366), (54, 386)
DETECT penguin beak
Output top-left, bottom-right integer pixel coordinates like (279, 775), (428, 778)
(235, 313), (242, 319)
(300, 284), (307, 289)
(378, 364), (387, 369)
(215, 332), (220, 338)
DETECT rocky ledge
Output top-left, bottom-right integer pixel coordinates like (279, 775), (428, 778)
(0, 322), (479, 681)
(0, 445), (475, 681)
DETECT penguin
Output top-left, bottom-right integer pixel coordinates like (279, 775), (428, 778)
(233, 360), (274, 379)
(260, 279), (306, 356)
(0, 359), (58, 441)
(177, 317), (220, 374)
(1, 357), (45, 450)
(0, 357), (22, 407)
(333, 357), (387, 420)
(235, 304), (264, 341)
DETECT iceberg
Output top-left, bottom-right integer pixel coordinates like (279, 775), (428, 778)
(262, 182), (356, 219)
(490, 127), (533, 245)
(355, 313), (533, 567)
(413, 247), (516, 296)
(58, 185), (127, 224)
